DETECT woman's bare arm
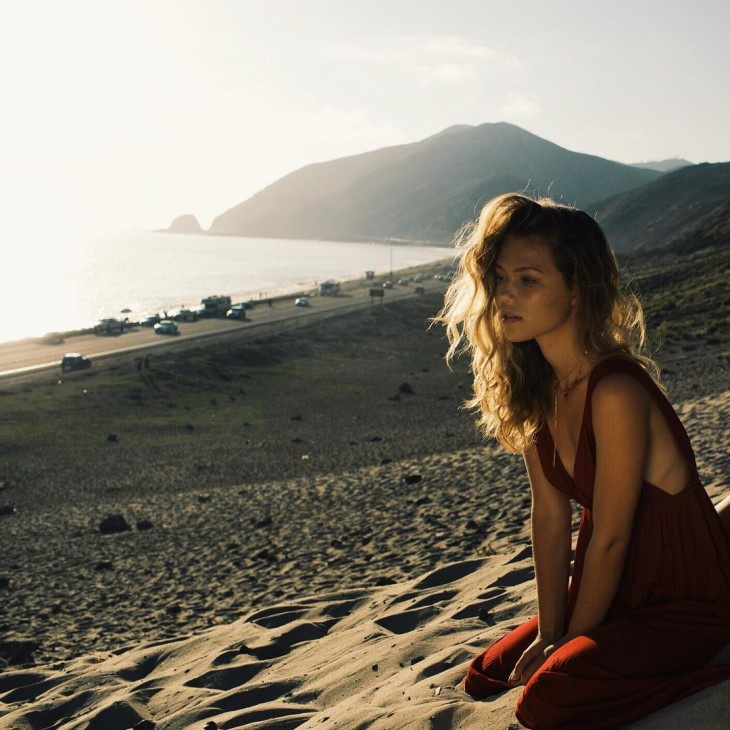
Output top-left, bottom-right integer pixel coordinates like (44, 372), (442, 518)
(524, 443), (572, 641)
(562, 374), (648, 640)
(508, 443), (572, 685)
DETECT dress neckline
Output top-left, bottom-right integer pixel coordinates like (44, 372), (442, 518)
(546, 356), (612, 483)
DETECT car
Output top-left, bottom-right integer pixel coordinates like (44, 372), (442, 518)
(170, 308), (197, 322)
(61, 353), (92, 372)
(192, 304), (211, 319)
(295, 297), (310, 307)
(412, 273), (426, 283)
(140, 314), (161, 327)
(226, 304), (248, 320)
(154, 320), (179, 335)
(398, 278), (409, 286)
(382, 281), (394, 289)
(319, 280), (341, 296)
(94, 317), (125, 335)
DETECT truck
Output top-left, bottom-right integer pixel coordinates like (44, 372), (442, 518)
(319, 280), (341, 296)
(201, 295), (232, 316)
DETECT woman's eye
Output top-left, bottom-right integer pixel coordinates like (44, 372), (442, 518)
(494, 275), (505, 284)
(521, 277), (536, 285)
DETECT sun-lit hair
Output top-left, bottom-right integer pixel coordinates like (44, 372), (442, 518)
(437, 193), (657, 452)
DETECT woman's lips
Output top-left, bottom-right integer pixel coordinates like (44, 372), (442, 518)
(501, 312), (522, 323)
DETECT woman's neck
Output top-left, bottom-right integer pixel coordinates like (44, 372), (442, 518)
(539, 337), (590, 385)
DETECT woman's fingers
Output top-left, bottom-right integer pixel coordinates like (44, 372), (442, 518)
(508, 644), (540, 685)
(508, 642), (556, 686)
(520, 655), (544, 684)
(508, 650), (531, 684)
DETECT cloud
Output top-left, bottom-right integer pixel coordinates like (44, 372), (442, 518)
(327, 34), (518, 86)
(421, 62), (480, 84)
(327, 44), (388, 62)
(500, 92), (542, 119)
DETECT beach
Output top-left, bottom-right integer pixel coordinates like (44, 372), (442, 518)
(1, 277), (729, 728)
(0, 262), (450, 379)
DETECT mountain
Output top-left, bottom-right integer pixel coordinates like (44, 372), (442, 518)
(209, 123), (661, 243)
(631, 158), (694, 173)
(165, 214), (204, 234)
(593, 162), (730, 254)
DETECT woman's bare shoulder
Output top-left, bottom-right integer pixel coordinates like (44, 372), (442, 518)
(591, 371), (651, 428)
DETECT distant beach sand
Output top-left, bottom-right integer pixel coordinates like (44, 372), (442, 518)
(0, 289), (728, 729)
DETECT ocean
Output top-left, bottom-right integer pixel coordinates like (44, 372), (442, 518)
(0, 230), (453, 344)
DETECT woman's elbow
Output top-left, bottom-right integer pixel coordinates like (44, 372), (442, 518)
(588, 533), (630, 558)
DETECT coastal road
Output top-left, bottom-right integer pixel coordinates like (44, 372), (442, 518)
(0, 278), (446, 381)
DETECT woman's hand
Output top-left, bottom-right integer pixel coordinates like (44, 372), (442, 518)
(507, 634), (559, 687)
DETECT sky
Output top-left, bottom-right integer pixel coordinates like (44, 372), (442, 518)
(1, 0), (729, 244)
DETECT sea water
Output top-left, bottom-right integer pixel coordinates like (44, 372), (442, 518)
(0, 230), (453, 344)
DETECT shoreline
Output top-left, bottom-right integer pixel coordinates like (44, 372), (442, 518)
(1, 234), (455, 349)
(0, 258), (455, 381)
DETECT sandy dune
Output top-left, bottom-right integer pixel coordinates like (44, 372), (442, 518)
(1, 547), (728, 729)
(1, 289), (728, 729)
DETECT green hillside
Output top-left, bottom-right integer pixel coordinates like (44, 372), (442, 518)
(209, 123), (660, 243)
(594, 162), (730, 253)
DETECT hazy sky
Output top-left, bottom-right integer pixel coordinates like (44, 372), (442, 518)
(1, 0), (729, 243)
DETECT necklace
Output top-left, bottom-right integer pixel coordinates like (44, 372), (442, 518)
(552, 359), (590, 468)
(555, 357), (584, 395)
(556, 369), (590, 397)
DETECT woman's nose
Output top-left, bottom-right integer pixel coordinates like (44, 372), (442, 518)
(496, 280), (515, 302)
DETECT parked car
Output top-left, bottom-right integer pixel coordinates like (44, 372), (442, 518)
(170, 308), (197, 322)
(319, 280), (341, 296)
(61, 353), (92, 372)
(382, 281), (394, 289)
(154, 320), (179, 335)
(397, 278), (409, 286)
(140, 314), (161, 327)
(412, 273), (426, 283)
(295, 297), (310, 307)
(192, 304), (211, 319)
(94, 317), (125, 335)
(226, 304), (248, 320)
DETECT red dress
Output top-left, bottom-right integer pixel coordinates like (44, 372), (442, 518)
(464, 356), (730, 729)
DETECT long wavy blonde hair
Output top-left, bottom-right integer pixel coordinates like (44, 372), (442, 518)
(438, 193), (657, 452)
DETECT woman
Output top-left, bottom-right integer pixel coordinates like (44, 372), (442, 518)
(438, 193), (730, 729)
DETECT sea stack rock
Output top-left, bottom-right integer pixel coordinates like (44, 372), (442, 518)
(167, 214), (204, 234)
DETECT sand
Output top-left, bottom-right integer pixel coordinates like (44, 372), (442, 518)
(0, 289), (728, 729)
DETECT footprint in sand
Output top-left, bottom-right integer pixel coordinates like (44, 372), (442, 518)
(184, 661), (270, 691)
(374, 605), (441, 634)
(246, 604), (310, 629)
(411, 558), (486, 590)
(238, 619), (338, 660)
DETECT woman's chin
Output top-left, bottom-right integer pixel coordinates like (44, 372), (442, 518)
(501, 329), (532, 344)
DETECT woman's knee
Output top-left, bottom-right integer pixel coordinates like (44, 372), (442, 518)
(515, 638), (596, 728)
(515, 672), (566, 730)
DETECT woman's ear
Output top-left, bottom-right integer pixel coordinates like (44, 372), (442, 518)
(570, 282), (579, 307)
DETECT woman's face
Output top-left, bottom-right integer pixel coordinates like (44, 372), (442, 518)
(491, 234), (577, 345)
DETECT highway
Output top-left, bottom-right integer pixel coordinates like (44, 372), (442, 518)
(0, 279), (445, 381)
